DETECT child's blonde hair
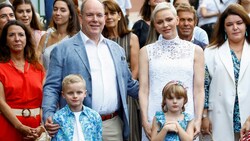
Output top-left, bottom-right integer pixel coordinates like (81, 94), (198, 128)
(161, 80), (188, 112)
(62, 74), (86, 91)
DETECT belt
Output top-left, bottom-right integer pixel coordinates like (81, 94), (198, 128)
(101, 111), (118, 121)
(12, 108), (40, 117)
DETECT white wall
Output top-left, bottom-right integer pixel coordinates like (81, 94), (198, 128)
(31, 0), (45, 16)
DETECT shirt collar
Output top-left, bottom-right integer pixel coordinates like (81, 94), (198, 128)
(191, 34), (195, 42)
(80, 31), (105, 45)
(65, 104), (87, 116)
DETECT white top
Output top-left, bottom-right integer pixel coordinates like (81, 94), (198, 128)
(115, 0), (132, 15)
(73, 112), (85, 141)
(146, 36), (195, 122)
(42, 33), (69, 71)
(198, 0), (222, 26)
(193, 26), (209, 44)
(80, 32), (119, 115)
(142, 36), (196, 141)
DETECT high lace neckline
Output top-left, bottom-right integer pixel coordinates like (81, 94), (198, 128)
(158, 35), (179, 43)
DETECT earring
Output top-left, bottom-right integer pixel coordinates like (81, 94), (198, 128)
(246, 31), (248, 37)
(224, 33), (227, 40)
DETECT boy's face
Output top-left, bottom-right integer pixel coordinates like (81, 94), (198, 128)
(62, 82), (86, 112)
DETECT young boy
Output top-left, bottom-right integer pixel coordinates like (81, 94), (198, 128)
(52, 74), (102, 141)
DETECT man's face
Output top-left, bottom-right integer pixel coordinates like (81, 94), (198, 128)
(177, 11), (195, 38)
(0, 7), (15, 30)
(174, 0), (190, 8)
(80, 0), (105, 40)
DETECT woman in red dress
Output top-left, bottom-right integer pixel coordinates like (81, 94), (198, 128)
(0, 20), (45, 141)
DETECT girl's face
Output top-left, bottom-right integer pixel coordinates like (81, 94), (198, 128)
(154, 9), (178, 40)
(104, 9), (121, 29)
(53, 1), (70, 26)
(224, 14), (246, 44)
(15, 4), (33, 27)
(165, 93), (185, 113)
(6, 25), (26, 54)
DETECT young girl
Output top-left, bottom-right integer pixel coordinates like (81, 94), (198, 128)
(151, 80), (194, 141)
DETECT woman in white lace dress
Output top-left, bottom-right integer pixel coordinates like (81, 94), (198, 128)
(139, 2), (205, 141)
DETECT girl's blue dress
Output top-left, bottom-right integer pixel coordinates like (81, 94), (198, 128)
(155, 111), (192, 141)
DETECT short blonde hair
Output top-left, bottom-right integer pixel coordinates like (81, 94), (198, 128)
(62, 74), (86, 91)
(146, 2), (177, 45)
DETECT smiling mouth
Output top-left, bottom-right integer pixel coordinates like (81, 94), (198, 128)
(22, 19), (29, 22)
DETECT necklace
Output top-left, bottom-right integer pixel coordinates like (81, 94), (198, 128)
(55, 31), (67, 41)
(11, 60), (25, 67)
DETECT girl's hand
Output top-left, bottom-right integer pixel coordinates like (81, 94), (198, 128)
(143, 121), (152, 140)
(201, 117), (212, 135)
(164, 121), (178, 133)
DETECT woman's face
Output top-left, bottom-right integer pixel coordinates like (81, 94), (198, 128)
(224, 14), (246, 43)
(15, 4), (33, 27)
(53, 1), (70, 26)
(104, 9), (121, 29)
(6, 25), (26, 53)
(149, 0), (166, 7)
(240, 0), (250, 4)
(154, 9), (178, 40)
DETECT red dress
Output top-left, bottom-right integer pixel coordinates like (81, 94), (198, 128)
(0, 60), (45, 141)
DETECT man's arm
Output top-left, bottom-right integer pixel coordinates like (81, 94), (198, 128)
(42, 46), (64, 122)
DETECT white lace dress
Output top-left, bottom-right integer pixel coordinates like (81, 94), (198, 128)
(142, 36), (195, 141)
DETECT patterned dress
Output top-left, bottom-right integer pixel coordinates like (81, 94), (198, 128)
(155, 111), (192, 141)
(142, 36), (196, 141)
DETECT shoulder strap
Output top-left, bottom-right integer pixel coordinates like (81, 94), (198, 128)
(42, 31), (52, 54)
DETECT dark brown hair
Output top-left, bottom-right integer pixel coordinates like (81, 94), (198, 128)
(140, 0), (170, 21)
(0, 3), (14, 12)
(13, 0), (42, 30)
(102, 0), (130, 38)
(51, 0), (81, 37)
(210, 3), (250, 47)
(0, 20), (42, 70)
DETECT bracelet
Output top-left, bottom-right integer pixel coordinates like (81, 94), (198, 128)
(202, 114), (208, 119)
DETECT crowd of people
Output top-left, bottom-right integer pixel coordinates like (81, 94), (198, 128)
(0, 0), (250, 141)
